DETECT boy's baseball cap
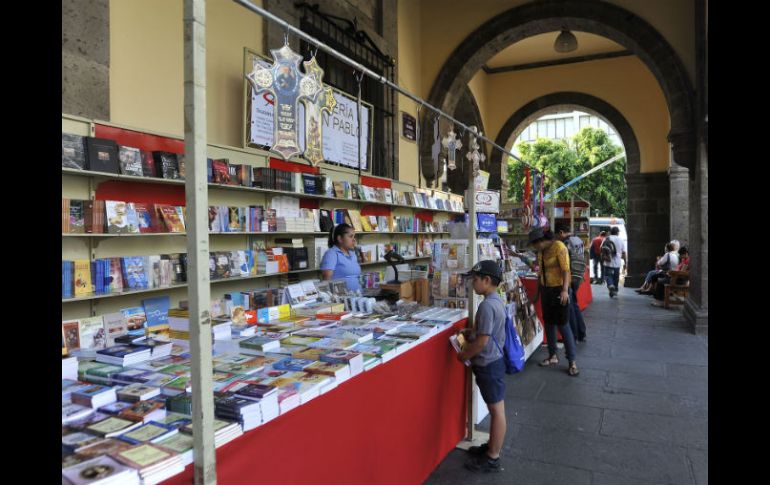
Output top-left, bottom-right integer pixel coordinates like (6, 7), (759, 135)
(465, 260), (502, 280)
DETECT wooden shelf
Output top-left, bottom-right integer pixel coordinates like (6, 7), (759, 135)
(63, 168), (465, 215)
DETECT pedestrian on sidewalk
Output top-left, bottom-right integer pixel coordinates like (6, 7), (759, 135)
(556, 223), (588, 342)
(456, 260), (507, 473)
(528, 227), (579, 376)
(590, 231), (606, 284)
(602, 226), (627, 298)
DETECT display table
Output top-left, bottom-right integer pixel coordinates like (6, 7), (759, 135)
(521, 268), (592, 343)
(162, 319), (468, 485)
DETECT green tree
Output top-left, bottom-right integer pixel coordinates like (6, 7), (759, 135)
(506, 127), (626, 218)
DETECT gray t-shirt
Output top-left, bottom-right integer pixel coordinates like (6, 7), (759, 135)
(472, 292), (506, 367)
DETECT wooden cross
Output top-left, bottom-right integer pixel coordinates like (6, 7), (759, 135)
(301, 57), (337, 166)
(246, 44), (321, 160)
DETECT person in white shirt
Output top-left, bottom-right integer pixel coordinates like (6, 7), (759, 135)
(636, 243), (680, 294)
(602, 226), (627, 298)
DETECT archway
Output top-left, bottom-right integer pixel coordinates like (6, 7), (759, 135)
(490, 92), (658, 286)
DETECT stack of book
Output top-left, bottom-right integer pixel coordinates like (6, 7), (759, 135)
(112, 443), (185, 485)
(117, 383), (162, 402)
(62, 356), (78, 380)
(180, 417), (244, 448)
(96, 344), (152, 367)
(214, 394), (262, 431)
(61, 455), (140, 485)
(154, 432), (194, 466)
(230, 383), (280, 424)
(71, 384), (118, 409)
(117, 421), (178, 445)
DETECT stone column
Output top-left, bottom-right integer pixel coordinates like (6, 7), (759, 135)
(62, 0), (110, 119)
(668, 161), (690, 247)
(624, 172), (670, 288)
(684, 139), (708, 335)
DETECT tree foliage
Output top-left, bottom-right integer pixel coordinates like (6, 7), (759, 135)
(506, 127), (627, 218)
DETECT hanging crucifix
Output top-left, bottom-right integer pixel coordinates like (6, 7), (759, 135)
(301, 56), (336, 166)
(465, 126), (486, 177)
(246, 43), (321, 160)
(442, 128), (462, 170)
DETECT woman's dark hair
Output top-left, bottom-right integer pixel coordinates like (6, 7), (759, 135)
(328, 223), (354, 248)
(678, 246), (689, 255)
(665, 243), (674, 252)
(542, 228), (555, 241)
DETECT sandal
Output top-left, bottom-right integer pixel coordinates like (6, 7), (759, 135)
(539, 355), (559, 366)
(568, 362), (580, 376)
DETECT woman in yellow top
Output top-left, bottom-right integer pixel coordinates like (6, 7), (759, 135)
(528, 227), (579, 376)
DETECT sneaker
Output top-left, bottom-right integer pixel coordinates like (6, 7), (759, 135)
(464, 454), (502, 473)
(608, 285), (617, 297)
(467, 442), (489, 455)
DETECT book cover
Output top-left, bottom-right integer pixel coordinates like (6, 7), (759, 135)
(273, 357), (315, 372)
(142, 296), (170, 334)
(62, 133), (86, 169)
(85, 137), (120, 174)
(121, 306), (148, 335)
(155, 205), (185, 233)
(140, 150), (157, 177)
(118, 146), (144, 176)
(61, 455), (137, 485)
(177, 154), (186, 180)
(214, 252), (232, 279)
(117, 421), (177, 445)
(85, 417), (138, 437)
(78, 316), (107, 351)
(113, 443), (176, 471)
(212, 159), (231, 184)
(105, 200), (131, 234)
(121, 257), (149, 289)
(124, 203), (142, 234)
(153, 151), (180, 180)
(73, 259), (93, 296)
(62, 320), (81, 351)
(133, 203), (156, 233)
(76, 438), (135, 459)
(69, 200), (85, 233)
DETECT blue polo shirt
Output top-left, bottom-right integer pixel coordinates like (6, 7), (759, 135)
(320, 246), (361, 292)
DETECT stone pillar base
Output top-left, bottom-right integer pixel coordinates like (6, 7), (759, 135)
(683, 299), (708, 336)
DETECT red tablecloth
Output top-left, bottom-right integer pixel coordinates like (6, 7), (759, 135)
(162, 320), (468, 485)
(521, 268), (592, 343)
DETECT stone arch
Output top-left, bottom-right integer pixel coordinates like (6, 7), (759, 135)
(489, 92), (641, 192)
(419, 0), (695, 184)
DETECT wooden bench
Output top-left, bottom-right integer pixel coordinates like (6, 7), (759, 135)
(663, 270), (690, 309)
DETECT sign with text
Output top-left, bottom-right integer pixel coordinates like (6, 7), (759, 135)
(465, 189), (500, 214)
(401, 112), (416, 141)
(246, 52), (371, 171)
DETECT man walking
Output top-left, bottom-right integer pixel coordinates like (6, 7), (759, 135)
(589, 231), (606, 284)
(601, 226), (627, 298)
(556, 224), (587, 342)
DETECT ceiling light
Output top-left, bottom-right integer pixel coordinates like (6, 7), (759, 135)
(554, 29), (578, 53)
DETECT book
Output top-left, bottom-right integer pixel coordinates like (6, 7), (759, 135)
(63, 320), (81, 351)
(117, 421), (178, 445)
(142, 296), (170, 335)
(320, 349), (364, 376)
(153, 151), (180, 180)
(69, 199), (85, 233)
(133, 203), (157, 233)
(85, 137), (120, 173)
(85, 417), (143, 438)
(62, 133), (87, 169)
(71, 384), (117, 409)
(272, 357), (315, 372)
(156, 204), (185, 233)
(105, 200), (131, 234)
(212, 159), (231, 184)
(112, 442), (182, 473)
(449, 333), (471, 366)
(61, 455), (139, 485)
(118, 146), (144, 176)
(76, 316), (107, 354)
(116, 383), (162, 402)
(73, 259), (93, 296)
(122, 258), (149, 290)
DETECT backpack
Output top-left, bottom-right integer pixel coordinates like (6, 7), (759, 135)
(563, 236), (587, 285)
(491, 303), (526, 374)
(600, 237), (617, 264)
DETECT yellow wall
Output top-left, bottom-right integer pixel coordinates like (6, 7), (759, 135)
(418, 0), (695, 99)
(110, 0), (263, 146)
(467, 71), (489, 137)
(396, 0), (422, 185)
(477, 55), (670, 173)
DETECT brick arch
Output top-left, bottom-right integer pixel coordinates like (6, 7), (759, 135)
(419, 0), (695, 184)
(489, 92), (641, 191)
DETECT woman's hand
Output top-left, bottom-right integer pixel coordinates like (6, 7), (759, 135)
(560, 289), (569, 306)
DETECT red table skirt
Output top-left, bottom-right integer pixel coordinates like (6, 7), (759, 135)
(162, 320), (468, 485)
(521, 268), (593, 343)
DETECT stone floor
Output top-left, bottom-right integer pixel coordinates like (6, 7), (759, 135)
(425, 284), (708, 485)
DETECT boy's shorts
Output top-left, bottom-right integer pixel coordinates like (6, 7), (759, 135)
(472, 357), (506, 404)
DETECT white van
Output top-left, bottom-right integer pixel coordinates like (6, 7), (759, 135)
(589, 217), (628, 277)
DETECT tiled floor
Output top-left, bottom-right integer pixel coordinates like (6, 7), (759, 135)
(425, 285), (708, 485)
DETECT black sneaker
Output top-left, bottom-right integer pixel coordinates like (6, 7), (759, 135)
(464, 454), (502, 473)
(467, 442), (489, 455)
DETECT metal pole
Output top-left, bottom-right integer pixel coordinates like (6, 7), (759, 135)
(184, 1), (217, 483)
(231, 0), (542, 175)
(466, 148), (478, 441)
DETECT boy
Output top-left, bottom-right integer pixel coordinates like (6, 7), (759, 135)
(456, 260), (507, 473)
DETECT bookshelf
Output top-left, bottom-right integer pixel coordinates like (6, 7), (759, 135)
(62, 118), (458, 320)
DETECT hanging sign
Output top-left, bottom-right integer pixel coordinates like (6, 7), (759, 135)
(300, 57), (336, 166)
(401, 112), (416, 141)
(464, 189), (500, 213)
(246, 44), (321, 160)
